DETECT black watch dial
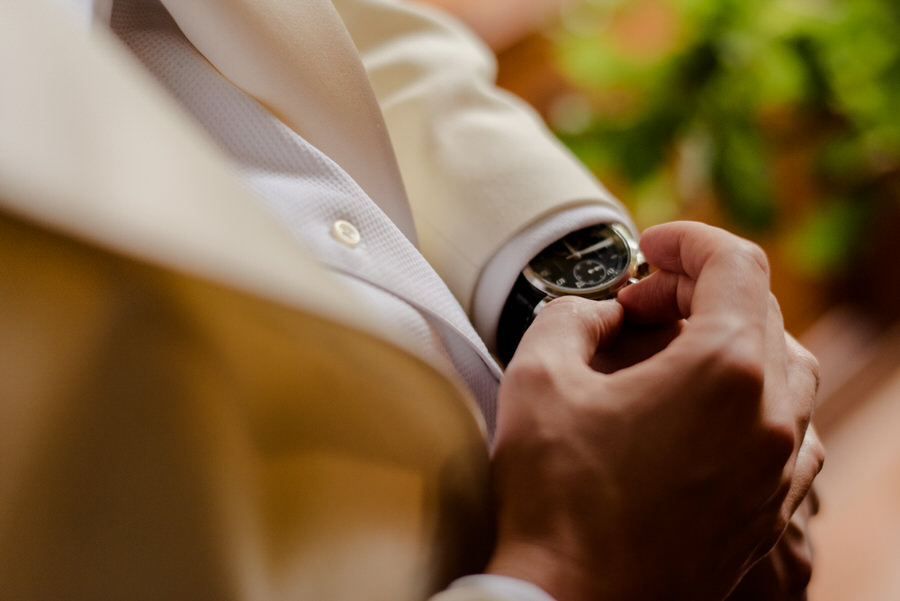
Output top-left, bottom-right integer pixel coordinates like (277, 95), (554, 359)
(526, 224), (631, 295)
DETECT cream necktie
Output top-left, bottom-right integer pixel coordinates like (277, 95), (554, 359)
(160, 0), (419, 245)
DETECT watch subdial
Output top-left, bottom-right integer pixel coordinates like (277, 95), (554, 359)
(573, 259), (606, 288)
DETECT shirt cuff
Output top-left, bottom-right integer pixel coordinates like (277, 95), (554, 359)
(471, 203), (636, 353)
(428, 574), (559, 601)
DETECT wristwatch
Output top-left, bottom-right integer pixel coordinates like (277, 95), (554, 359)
(496, 223), (649, 364)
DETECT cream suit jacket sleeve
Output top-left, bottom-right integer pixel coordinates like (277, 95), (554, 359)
(162, 0), (631, 314)
(335, 0), (631, 310)
(0, 3), (493, 601)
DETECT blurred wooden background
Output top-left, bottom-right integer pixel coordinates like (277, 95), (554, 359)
(419, 0), (900, 598)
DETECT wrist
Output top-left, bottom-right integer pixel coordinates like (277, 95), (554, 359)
(495, 222), (646, 364)
(472, 205), (634, 353)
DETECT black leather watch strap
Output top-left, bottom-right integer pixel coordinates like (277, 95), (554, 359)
(496, 272), (548, 365)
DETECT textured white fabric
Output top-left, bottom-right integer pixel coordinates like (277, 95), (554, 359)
(432, 575), (558, 601)
(110, 0), (501, 428)
(53, 0), (113, 29)
(52, 0), (111, 26)
(49, 0), (91, 25)
(159, 0), (420, 244)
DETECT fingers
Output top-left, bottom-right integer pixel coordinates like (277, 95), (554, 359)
(784, 332), (820, 437)
(784, 426), (825, 520)
(760, 427), (823, 558)
(727, 500), (816, 601)
(754, 315), (820, 533)
(775, 334), (821, 520)
(510, 297), (625, 368)
(617, 270), (694, 324)
(762, 294), (790, 423)
(619, 222), (770, 340)
(590, 320), (684, 374)
(620, 224), (822, 524)
(616, 228), (775, 426)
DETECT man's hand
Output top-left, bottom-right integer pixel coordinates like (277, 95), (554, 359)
(486, 222), (824, 601)
(726, 488), (820, 601)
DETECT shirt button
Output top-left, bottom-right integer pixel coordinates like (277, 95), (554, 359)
(331, 219), (361, 248)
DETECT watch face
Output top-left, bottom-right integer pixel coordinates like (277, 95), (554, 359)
(526, 224), (632, 295)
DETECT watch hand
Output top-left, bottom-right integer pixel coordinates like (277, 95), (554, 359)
(563, 240), (580, 258)
(567, 238), (614, 259)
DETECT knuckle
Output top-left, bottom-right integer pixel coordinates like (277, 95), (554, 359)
(708, 329), (766, 396)
(760, 421), (797, 467)
(765, 514), (791, 552)
(543, 294), (590, 314)
(790, 339), (821, 395)
(735, 239), (770, 277)
(538, 296), (596, 337)
(688, 322), (768, 419)
(749, 508), (790, 560)
(505, 353), (574, 400)
(789, 553), (814, 594)
(768, 292), (785, 323)
(799, 349), (820, 385)
(808, 434), (826, 475)
(505, 354), (555, 390)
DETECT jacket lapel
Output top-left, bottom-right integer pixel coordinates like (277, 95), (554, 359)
(159, 0), (418, 245)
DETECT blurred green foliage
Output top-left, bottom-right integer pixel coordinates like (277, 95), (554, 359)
(552, 0), (900, 278)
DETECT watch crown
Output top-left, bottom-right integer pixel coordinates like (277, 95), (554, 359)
(635, 258), (651, 278)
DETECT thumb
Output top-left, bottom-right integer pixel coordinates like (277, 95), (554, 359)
(512, 297), (624, 368)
